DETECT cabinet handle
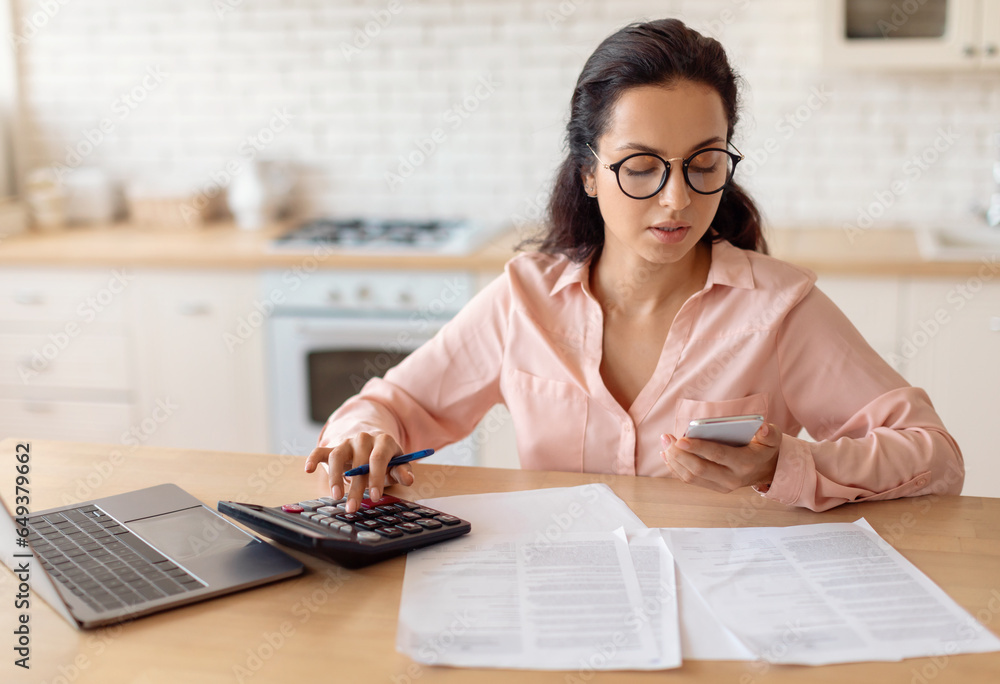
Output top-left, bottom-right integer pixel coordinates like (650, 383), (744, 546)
(963, 44), (978, 58)
(14, 290), (45, 306)
(176, 302), (212, 316)
(990, 317), (1000, 332)
(986, 44), (999, 57)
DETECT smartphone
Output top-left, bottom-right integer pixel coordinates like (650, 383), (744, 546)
(684, 414), (764, 447)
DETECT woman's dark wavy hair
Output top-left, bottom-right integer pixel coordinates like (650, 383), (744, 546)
(524, 18), (767, 262)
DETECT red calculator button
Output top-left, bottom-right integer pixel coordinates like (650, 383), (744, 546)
(360, 494), (401, 509)
(281, 504), (304, 513)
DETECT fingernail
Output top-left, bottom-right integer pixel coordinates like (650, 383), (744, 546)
(371, 488), (380, 502)
(346, 499), (357, 513)
(761, 423), (770, 436)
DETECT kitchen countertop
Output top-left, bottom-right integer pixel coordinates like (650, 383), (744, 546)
(0, 219), (995, 276)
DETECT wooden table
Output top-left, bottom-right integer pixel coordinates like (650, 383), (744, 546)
(2, 439), (998, 683)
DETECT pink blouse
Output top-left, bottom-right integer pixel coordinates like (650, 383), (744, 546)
(318, 239), (964, 511)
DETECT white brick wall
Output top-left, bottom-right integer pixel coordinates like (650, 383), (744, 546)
(9, 0), (1000, 230)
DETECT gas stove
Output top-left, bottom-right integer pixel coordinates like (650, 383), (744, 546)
(270, 217), (505, 255)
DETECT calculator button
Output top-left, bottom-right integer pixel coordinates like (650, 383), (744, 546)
(397, 522), (422, 534)
(376, 504), (402, 513)
(281, 504), (304, 513)
(435, 515), (461, 526)
(414, 518), (442, 529)
(399, 511), (422, 521)
(377, 515), (402, 525)
(316, 506), (339, 516)
(413, 508), (437, 517)
(335, 513), (362, 523)
(393, 502), (421, 511)
(297, 500), (323, 512)
(357, 509), (383, 520)
(360, 494), (400, 509)
(318, 497), (337, 505)
(315, 516), (337, 525)
(375, 526), (404, 538)
(357, 531), (381, 543)
(355, 520), (381, 530)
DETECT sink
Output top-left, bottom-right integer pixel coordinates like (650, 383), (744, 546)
(916, 227), (1000, 262)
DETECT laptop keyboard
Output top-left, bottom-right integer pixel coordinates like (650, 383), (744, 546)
(24, 504), (205, 614)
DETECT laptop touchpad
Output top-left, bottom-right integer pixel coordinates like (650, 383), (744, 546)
(127, 505), (257, 562)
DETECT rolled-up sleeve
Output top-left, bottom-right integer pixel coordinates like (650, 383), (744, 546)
(317, 272), (509, 453)
(766, 286), (964, 511)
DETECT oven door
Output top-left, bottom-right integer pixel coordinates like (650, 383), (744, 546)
(267, 315), (477, 465)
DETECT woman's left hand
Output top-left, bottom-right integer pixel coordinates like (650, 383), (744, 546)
(660, 423), (782, 493)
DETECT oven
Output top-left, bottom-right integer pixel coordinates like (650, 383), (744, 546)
(263, 267), (479, 466)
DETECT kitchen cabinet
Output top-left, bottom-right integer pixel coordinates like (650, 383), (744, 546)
(132, 271), (268, 454)
(901, 277), (1000, 498)
(822, 0), (1000, 70)
(0, 267), (269, 454)
(0, 267), (135, 444)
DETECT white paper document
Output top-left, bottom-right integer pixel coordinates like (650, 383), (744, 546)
(662, 519), (1000, 665)
(397, 485), (1000, 669)
(417, 483), (647, 538)
(396, 529), (679, 670)
(397, 485), (680, 670)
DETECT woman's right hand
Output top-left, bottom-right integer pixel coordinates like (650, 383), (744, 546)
(304, 432), (415, 513)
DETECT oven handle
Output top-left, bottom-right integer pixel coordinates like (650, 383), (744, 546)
(292, 317), (447, 342)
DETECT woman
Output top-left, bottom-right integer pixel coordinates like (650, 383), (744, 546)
(305, 18), (963, 513)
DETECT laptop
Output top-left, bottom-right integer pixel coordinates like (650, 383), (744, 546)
(1, 483), (304, 629)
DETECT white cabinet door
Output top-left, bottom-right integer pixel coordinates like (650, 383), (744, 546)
(133, 271), (267, 454)
(0, 267), (135, 444)
(902, 277), (1000, 498)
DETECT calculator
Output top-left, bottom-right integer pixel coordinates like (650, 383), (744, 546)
(217, 492), (471, 568)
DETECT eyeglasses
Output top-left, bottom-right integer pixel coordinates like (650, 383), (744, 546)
(587, 142), (744, 199)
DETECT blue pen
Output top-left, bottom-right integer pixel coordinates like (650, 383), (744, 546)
(342, 449), (435, 477)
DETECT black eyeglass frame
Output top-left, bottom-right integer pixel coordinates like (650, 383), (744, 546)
(586, 143), (745, 199)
